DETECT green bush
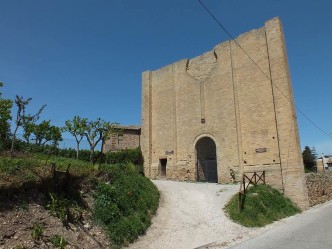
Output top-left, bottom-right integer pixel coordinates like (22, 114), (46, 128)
(105, 148), (143, 165)
(93, 163), (159, 246)
(225, 184), (301, 227)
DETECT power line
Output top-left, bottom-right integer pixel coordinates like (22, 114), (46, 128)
(198, 0), (332, 139)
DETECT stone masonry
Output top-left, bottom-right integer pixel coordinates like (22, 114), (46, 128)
(141, 17), (309, 210)
(103, 125), (141, 152)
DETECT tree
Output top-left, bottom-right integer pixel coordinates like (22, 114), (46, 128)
(32, 120), (62, 146)
(0, 82), (13, 147)
(302, 146), (317, 172)
(84, 118), (105, 163)
(10, 96), (46, 155)
(83, 118), (120, 163)
(22, 122), (35, 143)
(64, 116), (87, 159)
(98, 122), (122, 165)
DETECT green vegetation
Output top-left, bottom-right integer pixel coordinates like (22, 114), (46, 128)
(225, 184), (300, 227)
(31, 223), (44, 240)
(46, 192), (83, 224)
(93, 163), (159, 247)
(302, 146), (317, 172)
(0, 80), (156, 248)
(0, 82), (13, 149)
(49, 235), (67, 249)
(10, 95), (46, 155)
(0, 153), (159, 248)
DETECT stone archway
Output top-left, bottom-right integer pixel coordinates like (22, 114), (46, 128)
(195, 137), (218, 183)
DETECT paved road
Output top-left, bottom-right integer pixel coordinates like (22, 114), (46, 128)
(230, 201), (332, 249)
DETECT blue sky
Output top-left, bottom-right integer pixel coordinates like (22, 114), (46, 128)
(1, 0), (331, 154)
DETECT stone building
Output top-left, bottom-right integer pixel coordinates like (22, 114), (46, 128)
(103, 125), (141, 152)
(316, 155), (332, 172)
(141, 17), (309, 209)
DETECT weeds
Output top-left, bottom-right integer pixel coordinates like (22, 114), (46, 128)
(31, 223), (43, 240)
(47, 193), (70, 224)
(18, 200), (29, 211)
(49, 235), (67, 249)
(46, 192), (83, 225)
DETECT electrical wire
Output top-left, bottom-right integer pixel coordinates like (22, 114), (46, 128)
(198, 0), (332, 139)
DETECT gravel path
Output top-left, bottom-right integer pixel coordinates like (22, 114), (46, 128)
(129, 180), (268, 249)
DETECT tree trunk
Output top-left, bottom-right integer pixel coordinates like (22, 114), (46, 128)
(76, 142), (79, 159)
(10, 125), (19, 157)
(99, 138), (105, 166)
(90, 146), (94, 163)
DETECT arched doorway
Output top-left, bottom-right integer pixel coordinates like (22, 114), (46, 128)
(196, 137), (218, 183)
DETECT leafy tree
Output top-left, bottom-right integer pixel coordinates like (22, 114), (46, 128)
(22, 122), (35, 143)
(83, 118), (120, 163)
(10, 96), (46, 155)
(64, 116), (87, 159)
(302, 146), (317, 172)
(0, 82), (13, 147)
(32, 120), (62, 145)
(84, 118), (106, 163)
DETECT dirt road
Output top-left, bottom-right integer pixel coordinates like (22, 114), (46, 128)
(129, 180), (266, 249)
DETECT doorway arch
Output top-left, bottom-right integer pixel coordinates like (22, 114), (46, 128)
(195, 137), (218, 183)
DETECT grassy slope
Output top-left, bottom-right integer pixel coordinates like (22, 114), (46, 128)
(225, 184), (300, 227)
(0, 154), (159, 248)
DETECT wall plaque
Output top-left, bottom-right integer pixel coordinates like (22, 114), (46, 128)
(255, 148), (267, 153)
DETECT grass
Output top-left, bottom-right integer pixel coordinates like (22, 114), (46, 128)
(0, 153), (159, 248)
(224, 184), (301, 227)
(93, 163), (160, 247)
(31, 223), (44, 241)
(49, 235), (67, 249)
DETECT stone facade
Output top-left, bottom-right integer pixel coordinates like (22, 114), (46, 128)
(103, 125), (141, 152)
(141, 17), (309, 209)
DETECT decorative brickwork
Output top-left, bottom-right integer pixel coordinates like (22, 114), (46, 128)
(141, 17), (309, 209)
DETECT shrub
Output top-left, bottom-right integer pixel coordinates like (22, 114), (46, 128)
(105, 148), (143, 166)
(225, 184), (301, 227)
(93, 163), (159, 246)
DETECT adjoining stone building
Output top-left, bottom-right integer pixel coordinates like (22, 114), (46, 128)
(103, 125), (141, 152)
(316, 155), (332, 172)
(141, 17), (309, 209)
